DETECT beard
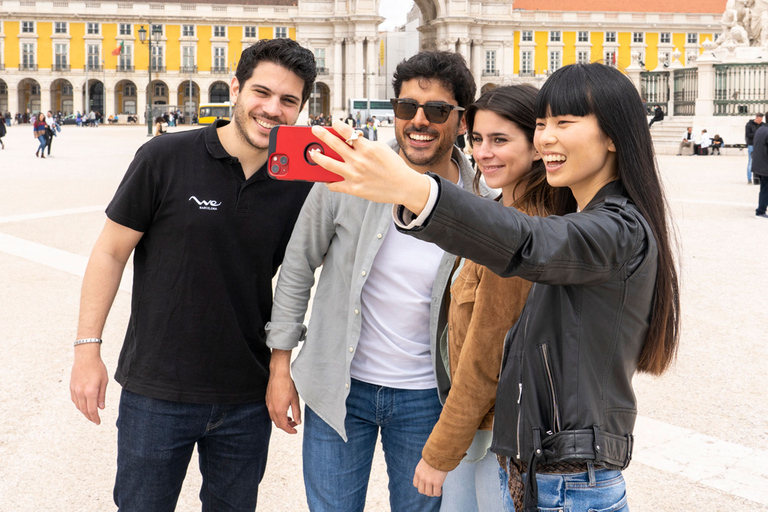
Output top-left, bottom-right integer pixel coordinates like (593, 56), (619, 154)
(232, 103), (281, 151)
(395, 126), (457, 167)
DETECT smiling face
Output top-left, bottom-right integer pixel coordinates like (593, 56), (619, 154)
(534, 113), (617, 209)
(472, 110), (539, 206)
(230, 60), (305, 151)
(394, 78), (465, 172)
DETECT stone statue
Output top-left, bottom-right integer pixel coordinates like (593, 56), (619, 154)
(752, 0), (768, 46)
(715, 0), (753, 47)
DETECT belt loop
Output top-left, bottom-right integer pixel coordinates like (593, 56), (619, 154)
(587, 462), (596, 486)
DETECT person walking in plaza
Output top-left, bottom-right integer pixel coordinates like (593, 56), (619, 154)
(307, 62), (680, 512)
(44, 111), (57, 157)
(266, 51), (483, 512)
(0, 115), (6, 149)
(154, 116), (166, 136)
(677, 126), (693, 155)
(751, 118), (768, 218)
(412, 84), (575, 511)
(69, 38), (317, 511)
(746, 113), (763, 183)
(33, 113), (47, 158)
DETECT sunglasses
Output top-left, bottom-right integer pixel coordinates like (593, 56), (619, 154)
(389, 98), (465, 124)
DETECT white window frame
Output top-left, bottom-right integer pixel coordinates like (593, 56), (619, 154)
(660, 32), (671, 44)
(213, 25), (226, 38)
(577, 31), (589, 43)
(275, 27), (288, 39)
(549, 30), (561, 43)
(605, 31), (617, 44)
(55, 43), (68, 68)
(314, 47), (326, 69)
(213, 46), (227, 70)
(182, 24), (195, 37)
(633, 32), (644, 44)
(22, 42), (36, 68)
(687, 33), (698, 44)
(86, 43), (101, 69)
(151, 44), (164, 71)
(549, 50), (561, 72)
(485, 50), (496, 74)
(604, 49), (617, 67)
(182, 45), (196, 70)
(244, 26), (257, 38)
(577, 50), (590, 64)
(151, 24), (164, 36)
(521, 30), (533, 42)
(22, 21), (35, 34)
(520, 49), (533, 75)
(54, 22), (67, 34)
(87, 22), (100, 35)
(119, 43), (133, 70)
(119, 23), (132, 36)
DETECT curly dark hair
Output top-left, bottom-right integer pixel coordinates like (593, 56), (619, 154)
(392, 51), (476, 114)
(235, 38), (317, 107)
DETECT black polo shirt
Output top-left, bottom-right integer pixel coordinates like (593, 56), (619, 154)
(107, 120), (313, 404)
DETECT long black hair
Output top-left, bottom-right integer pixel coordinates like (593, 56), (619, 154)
(465, 84), (575, 216)
(536, 63), (680, 375)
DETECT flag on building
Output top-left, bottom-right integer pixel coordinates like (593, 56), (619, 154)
(111, 41), (124, 56)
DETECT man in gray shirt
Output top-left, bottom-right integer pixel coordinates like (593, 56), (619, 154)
(266, 51), (492, 512)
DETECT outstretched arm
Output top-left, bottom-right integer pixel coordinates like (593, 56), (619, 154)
(70, 219), (142, 425)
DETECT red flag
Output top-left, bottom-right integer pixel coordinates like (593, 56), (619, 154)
(111, 41), (124, 56)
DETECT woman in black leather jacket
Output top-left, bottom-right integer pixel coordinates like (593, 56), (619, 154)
(308, 63), (680, 512)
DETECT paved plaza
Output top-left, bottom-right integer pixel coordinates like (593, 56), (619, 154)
(0, 122), (766, 511)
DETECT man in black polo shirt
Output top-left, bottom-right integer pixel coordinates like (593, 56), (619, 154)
(69, 38), (316, 511)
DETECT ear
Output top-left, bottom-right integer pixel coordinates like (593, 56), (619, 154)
(457, 115), (467, 136)
(607, 138), (616, 153)
(532, 149), (542, 162)
(230, 76), (240, 102)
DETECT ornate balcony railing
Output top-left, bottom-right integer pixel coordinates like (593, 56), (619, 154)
(673, 68), (698, 116)
(211, 66), (229, 74)
(640, 71), (670, 115)
(117, 64), (135, 72)
(714, 63), (768, 116)
(53, 63), (71, 72)
(20, 63), (38, 71)
(181, 65), (198, 73)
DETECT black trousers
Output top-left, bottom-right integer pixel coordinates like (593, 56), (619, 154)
(757, 174), (768, 215)
(45, 132), (53, 154)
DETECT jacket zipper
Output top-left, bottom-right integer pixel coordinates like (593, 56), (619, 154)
(516, 287), (534, 459)
(540, 344), (561, 434)
(516, 382), (523, 459)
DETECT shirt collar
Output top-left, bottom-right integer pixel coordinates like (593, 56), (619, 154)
(204, 119), (232, 160)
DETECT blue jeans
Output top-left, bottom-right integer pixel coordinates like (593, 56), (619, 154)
(114, 389), (271, 512)
(303, 379), (443, 512)
(440, 445), (505, 512)
(748, 145), (754, 182)
(36, 135), (46, 152)
(499, 460), (629, 512)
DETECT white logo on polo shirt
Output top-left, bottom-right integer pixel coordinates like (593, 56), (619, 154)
(189, 196), (222, 210)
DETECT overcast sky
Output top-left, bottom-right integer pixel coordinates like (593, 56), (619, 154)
(379, 0), (415, 31)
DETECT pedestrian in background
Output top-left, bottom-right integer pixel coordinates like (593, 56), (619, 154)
(648, 104), (664, 128)
(745, 113), (763, 184)
(45, 110), (57, 158)
(33, 113), (47, 158)
(0, 116), (6, 149)
(751, 118), (768, 217)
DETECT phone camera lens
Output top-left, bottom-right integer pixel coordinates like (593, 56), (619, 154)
(271, 164), (280, 175)
(279, 156), (288, 165)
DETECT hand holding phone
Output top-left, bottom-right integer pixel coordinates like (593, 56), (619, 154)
(268, 126), (345, 182)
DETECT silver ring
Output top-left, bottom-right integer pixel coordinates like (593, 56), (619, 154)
(345, 131), (360, 147)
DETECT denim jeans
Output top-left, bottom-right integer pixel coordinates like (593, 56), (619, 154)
(114, 389), (271, 512)
(36, 135), (46, 153)
(748, 145), (754, 182)
(440, 445), (505, 512)
(303, 378), (443, 512)
(499, 461), (629, 512)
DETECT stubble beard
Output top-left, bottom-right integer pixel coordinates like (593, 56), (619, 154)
(395, 127), (457, 168)
(233, 102), (269, 151)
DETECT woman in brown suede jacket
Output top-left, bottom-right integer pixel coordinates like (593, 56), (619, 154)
(412, 85), (575, 510)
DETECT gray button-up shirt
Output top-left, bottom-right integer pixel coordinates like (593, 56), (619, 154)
(266, 140), (494, 440)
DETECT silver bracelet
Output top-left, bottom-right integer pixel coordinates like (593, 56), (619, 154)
(74, 338), (103, 346)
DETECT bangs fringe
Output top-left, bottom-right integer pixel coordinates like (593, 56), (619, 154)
(535, 64), (594, 119)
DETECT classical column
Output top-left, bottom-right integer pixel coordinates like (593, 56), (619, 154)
(7, 83), (18, 116)
(366, 37), (378, 100)
(168, 86), (178, 113)
(472, 40), (484, 96)
(332, 37), (344, 113)
(136, 85), (147, 123)
(503, 40), (514, 81)
(106, 80), (116, 118)
(40, 84), (52, 114)
(457, 38), (471, 65)
(72, 84), (83, 114)
(353, 36), (364, 99)
(694, 49), (719, 117)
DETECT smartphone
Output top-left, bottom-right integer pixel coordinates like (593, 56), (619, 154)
(267, 125), (345, 182)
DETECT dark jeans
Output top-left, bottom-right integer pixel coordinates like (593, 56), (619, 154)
(757, 175), (768, 215)
(115, 389), (271, 512)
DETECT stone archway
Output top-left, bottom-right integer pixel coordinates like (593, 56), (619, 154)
(209, 81), (229, 103)
(50, 78), (74, 115)
(83, 79), (104, 114)
(309, 82), (331, 117)
(18, 78), (41, 116)
(114, 79), (138, 115)
(176, 79), (200, 120)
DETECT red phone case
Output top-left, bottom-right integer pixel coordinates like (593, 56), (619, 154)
(267, 126), (344, 182)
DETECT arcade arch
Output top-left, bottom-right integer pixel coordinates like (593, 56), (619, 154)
(209, 81), (229, 103)
(18, 78), (41, 115)
(50, 78), (74, 115)
(115, 80), (138, 115)
(309, 82), (331, 117)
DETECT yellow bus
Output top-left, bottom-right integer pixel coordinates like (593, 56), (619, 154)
(197, 103), (233, 125)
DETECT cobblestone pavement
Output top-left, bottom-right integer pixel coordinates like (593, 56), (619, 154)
(0, 123), (766, 511)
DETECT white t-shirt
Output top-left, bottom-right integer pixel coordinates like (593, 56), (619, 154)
(351, 170), (462, 390)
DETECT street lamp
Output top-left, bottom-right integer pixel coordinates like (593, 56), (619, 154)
(139, 23), (161, 137)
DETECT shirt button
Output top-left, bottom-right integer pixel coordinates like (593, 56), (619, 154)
(377, 233), (383, 239)
(345, 383), (350, 389)
(354, 309), (359, 315)
(361, 270), (367, 276)
(349, 347), (354, 352)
